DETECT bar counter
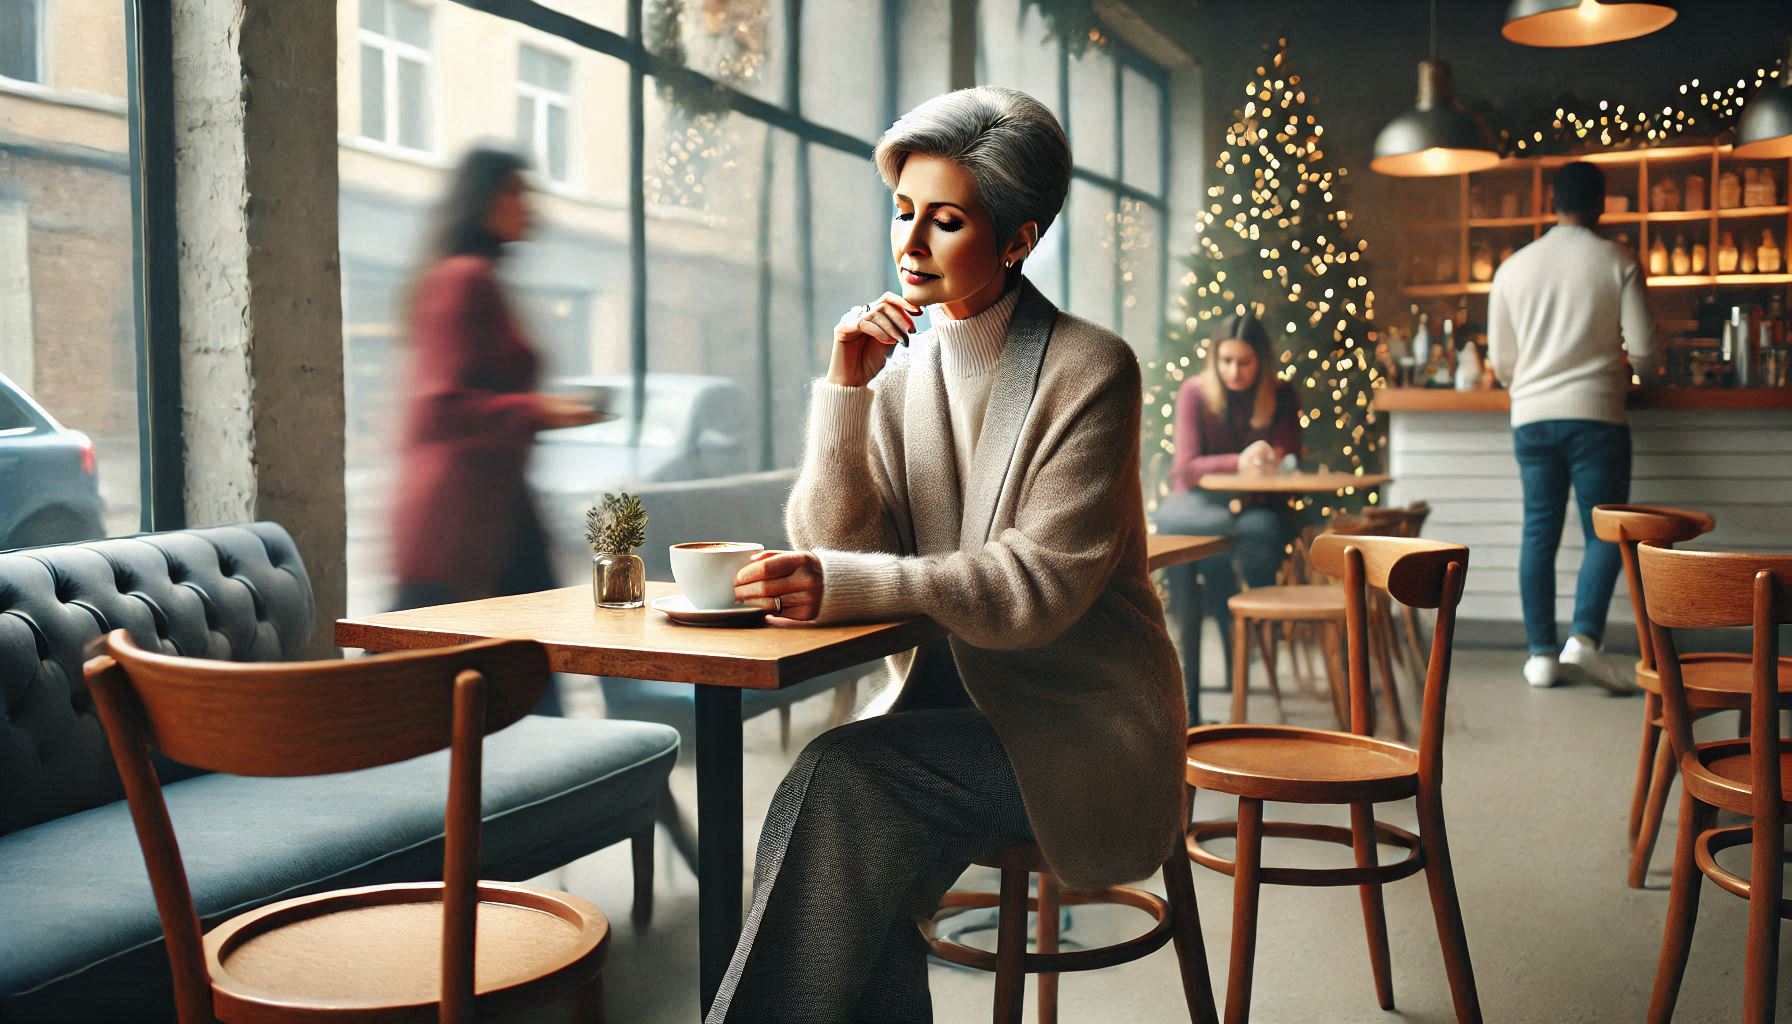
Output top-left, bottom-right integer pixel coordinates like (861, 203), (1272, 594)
(1371, 387), (1792, 641)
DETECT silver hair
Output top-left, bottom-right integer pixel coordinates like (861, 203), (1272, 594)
(873, 86), (1071, 255)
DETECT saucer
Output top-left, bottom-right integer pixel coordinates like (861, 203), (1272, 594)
(651, 595), (770, 627)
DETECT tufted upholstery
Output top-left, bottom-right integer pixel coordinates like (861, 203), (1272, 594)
(0, 523), (313, 838)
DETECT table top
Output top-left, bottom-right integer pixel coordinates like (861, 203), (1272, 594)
(1197, 471), (1392, 495)
(336, 535), (1228, 690)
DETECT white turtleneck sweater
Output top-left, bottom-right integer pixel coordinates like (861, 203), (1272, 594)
(812, 287), (1020, 485)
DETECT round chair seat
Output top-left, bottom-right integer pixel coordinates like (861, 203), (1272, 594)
(204, 881), (609, 1018)
(1226, 585), (1346, 621)
(1686, 737), (1792, 817)
(1186, 723), (1419, 804)
(1635, 653), (1792, 706)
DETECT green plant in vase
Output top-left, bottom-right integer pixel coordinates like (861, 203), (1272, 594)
(587, 493), (649, 609)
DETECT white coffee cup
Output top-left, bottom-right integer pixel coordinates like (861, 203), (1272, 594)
(669, 542), (765, 610)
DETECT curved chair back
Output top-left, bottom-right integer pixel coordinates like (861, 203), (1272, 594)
(1636, 543), (1792, 832)
(86, 632), (549, 1024)
(1310, 534), (1468, 779)
(1592, 504), (1716, 674)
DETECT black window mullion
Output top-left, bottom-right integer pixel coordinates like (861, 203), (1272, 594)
(126, 0), (185, 531)
(626, 0), (646, 448)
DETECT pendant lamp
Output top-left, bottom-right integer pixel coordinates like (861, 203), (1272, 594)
(1733, 38), (1792, 159)
(1502, 0), (1676, 49)
(1372, 1), (1500, 177)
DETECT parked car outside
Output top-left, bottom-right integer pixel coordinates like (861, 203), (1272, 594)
(0, 373), (105, 550)
(528, 372), (755, 498)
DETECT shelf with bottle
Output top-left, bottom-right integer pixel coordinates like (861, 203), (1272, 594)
(1645, 223), (1712, 280)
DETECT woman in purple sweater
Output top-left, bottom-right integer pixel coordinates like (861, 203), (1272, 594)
(1155, 312), (1300, 721)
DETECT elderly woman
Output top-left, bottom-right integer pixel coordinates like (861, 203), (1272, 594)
(708, 87), (1185, 1022)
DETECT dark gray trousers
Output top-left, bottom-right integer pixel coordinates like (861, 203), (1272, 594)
(705, 708), (1034, 1023)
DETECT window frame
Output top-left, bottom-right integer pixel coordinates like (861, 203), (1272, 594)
(516, 41), (575, 185)
(0, 0), (46, 86)
(357, 0), (438, 157)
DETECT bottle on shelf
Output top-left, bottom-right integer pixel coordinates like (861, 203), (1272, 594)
(1500, 191), (1521, 219)
(1742, 243), (1758, 275)
(1745, 165), (1777, 208)
(1433, 319), (1457, 387)
(1692, 239), (1708, 275)
(1454, 336), (1483, 391)
(1650, 177), (1680, 213)
(1671, 235), (1692, 276)
(1760, 230), (1782, 274)
(1685, 174), (1706, 211)
(1718, 169), (1743, 209)
(1410, 309), (1431, 387)
(1648, 235), (1669, 277)
(1470, 242), (1494, 282)
(1497, 242), (1515, 270)
(1718, 231), (1740, 273)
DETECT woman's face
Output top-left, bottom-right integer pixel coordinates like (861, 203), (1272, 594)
(485, 172), (532, 244)
(1215, 338), (1261, 394)
(890, 153), (1010, 313)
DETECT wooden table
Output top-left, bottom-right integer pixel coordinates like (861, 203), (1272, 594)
(336, 534), (1226, 1017)
(1197, 470), (1392, 495)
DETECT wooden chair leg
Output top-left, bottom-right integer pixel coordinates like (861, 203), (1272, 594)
(829, 678), (858, 728)
(1416, 794), (1482, 1024)
(1162, 852), (1220, 1024)
(1647, 789), (1715, 1024)
(630, 825), (654, 929)
(1287, 622), (1313, 688)
(778, 705), (792, 752)
(1369, 597), (1406, 741)
(1321, 624), (1349, 731)
(657, 785), (698, 876)
(1628, 736), (1678, 889)
(1226, 798), (1265, 1024)
(1254, 622), (1285, 722)
(1229, 614), (1251, 724)
(1400, 604), (1430, 684)
(994, 868), (1029, 1024)
(1744, 810), (1783, 1023)
(1351, 802), (1394, 1010)
(1628, 695), (1663, 843)
(1037, 872), (1060, 1024)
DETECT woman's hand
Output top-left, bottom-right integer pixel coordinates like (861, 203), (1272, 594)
(534, 394), (602, 430)
(1239, 439), (1276, 475)
(734, 550), (824, 624)
(828, 292), (924, 389)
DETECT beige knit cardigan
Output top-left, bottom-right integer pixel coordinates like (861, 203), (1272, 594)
(786, 278), (1186, 889)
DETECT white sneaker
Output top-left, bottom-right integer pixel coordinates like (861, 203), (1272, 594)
(1560, 634), (1638, 694)
(1524, 654), (1560, 688)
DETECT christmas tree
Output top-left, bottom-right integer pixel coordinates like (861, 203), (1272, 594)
(1144, 40), (1384, 523)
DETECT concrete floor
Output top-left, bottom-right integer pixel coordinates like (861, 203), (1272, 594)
(538, 645), (1791, 1023)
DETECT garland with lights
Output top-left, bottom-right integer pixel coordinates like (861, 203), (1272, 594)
(1494, 55), (1786, 155)
(1020, 0), (1108, 56)
(1144, 39), (1383, 525)
(645, 0), (769, 209)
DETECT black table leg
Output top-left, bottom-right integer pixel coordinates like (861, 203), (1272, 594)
(695, 686), (743, 1019)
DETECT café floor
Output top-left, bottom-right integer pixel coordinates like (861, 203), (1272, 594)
(544, 645), (1792, 1022)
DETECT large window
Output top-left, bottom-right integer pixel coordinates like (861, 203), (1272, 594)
(0, 0), (42, 83)
(517, 43), (573, 184)
(358, 0), (434, 153)
(0, 0), (172, 552)
(336, 0), (1176, 614)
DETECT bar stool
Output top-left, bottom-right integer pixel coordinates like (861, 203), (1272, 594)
(1637, 542), (1792, 1023)
(1591, 504), (1792, 889)
(1187, 534), (1481, 1023)
(920, 844), (1218, 1024)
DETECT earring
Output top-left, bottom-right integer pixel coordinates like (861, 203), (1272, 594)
(1004, 260), (1014, 269)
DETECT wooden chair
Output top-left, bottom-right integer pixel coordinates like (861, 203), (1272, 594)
(1187, 534), (1481, 1023)
(1637, 543), (1792, 1024)
(86, 631), (610, 1024)
(1592, 504), (1792, 890)
(920, 843), (1218, 1024)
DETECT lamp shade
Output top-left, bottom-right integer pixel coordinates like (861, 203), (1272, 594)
(1371, 61), (1501, 177)
(1733, 40), (1792, 159)
(1501, 0), (1676, 49)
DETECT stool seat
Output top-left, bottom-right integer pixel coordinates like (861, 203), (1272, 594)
(1225, 585), (1346, 620)
(1634, 653), (1792, 705)
(1185, 724), (1419, 804)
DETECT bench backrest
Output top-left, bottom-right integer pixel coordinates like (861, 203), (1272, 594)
(0, 523), (314, 837)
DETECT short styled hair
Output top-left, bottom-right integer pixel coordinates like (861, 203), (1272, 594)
(1553, 161), (1606, 220)
(873, 87), (1072, 251)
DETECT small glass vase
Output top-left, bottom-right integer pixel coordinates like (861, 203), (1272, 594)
(593, 551), (645, 609)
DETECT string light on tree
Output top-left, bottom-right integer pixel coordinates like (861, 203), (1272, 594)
(1144, 39), (1384, 523)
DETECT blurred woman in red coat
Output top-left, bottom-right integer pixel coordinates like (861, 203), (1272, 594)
(390, 148), (596, 642)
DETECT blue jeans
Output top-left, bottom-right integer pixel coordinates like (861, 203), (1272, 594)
(1155, 490), (1291, 723)
(1513, 419), (1632, 656)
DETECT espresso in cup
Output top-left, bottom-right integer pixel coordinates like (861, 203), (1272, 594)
(669, 542), (765, 610)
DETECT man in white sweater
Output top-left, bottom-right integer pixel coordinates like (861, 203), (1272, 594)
(1488, 161), (1659, 690)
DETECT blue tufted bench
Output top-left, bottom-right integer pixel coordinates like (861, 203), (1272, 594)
(0, 523), (681, 1022)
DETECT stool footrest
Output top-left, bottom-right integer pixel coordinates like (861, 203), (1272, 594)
(1187, 818), (1424, 887)
(921, 884), (1173, 975)
(1693, 824), (1792, 916)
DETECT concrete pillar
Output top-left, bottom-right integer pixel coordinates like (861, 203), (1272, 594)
(172, 0), (345, 651)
